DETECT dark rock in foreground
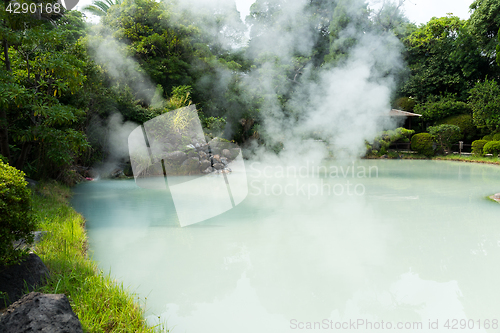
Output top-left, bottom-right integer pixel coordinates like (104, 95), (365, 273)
(0, 253), (49, 308)
(0, 292), (83, 333)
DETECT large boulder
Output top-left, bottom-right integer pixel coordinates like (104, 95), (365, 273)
(0, 253), (49, 308)
(181, 157), (200, 174)
(165, 151), (188, 164)
(0, 292), (83, 333)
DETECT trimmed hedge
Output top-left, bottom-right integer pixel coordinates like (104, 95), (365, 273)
(0, 160), (36, 266)
(483, 141), (500, 156)
(472, 140), (488, 156)
(411, 133), (435, 157)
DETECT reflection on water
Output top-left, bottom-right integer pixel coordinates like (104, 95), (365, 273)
(71, 160), (500, 332)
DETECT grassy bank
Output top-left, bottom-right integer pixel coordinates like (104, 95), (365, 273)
(32, 181), (165, 333)
(433, 154), (500, 165)
(368, 151), (500, 166)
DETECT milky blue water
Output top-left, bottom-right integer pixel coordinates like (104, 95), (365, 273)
(71, 160), (500, 333)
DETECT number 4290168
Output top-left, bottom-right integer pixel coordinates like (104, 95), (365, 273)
(5, 2), (61, 14)
(444, 319), (498, 330)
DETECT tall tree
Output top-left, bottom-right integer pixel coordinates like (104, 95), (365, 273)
(468, 0), (500, 63)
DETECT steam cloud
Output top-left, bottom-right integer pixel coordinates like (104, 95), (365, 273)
(88, 0), (405, 168)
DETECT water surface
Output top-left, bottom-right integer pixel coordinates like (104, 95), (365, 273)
(71, 160), (500, 333)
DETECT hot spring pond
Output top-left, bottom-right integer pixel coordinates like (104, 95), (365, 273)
(71, 160), (500, 333)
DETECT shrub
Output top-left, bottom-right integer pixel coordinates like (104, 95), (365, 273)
(371, 127), (414, 156)
(437, 114), (477, 142)
(483, 141), (500, 156)
(415, 95), (471, 123)
(0, 160), (36, 266)
(483, 134), (493, 141)
(428, 124), (461, 153)
(472, 140), (488, 156)
(411, 133), (435, 157)
(493, 133), (500, 141)
(394, 97), (416, 112)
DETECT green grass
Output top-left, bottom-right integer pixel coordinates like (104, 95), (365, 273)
(433, 154), (500, 165)
(32, 181), (167, 333)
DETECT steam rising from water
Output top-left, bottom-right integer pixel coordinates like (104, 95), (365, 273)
(88, 0), (404, 166)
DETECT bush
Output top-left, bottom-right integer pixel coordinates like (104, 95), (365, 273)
(411, 133), (435, 157)
(472, 140), (488, 156)
(0, 160), (36, 266)
(493, 133), (500, 141)
(394, 97), (416, 112)
(371, 127), (414, 156)
(483, 141), (500, 156)
(428, 124), (462, 153)
(415, 95), (471, 123)
(483, 134), (494, 141)
(437, 114), (477, 142)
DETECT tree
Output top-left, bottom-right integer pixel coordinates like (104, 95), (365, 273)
(468, 0), (500, 62)
(0, 6), (90, 179)
(468, 78), (500, 132)
(400, 15), (490, 101)
(428, 124), (462, 153)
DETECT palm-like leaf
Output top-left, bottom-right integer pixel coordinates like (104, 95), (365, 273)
(82, 0), (122, 16)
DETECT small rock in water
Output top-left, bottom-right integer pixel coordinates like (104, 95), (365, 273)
(213, 163), (224, 170)
(494, 193), (500, 199)
(220, 157), (228, 165)
(202, 167), (213, 174)
(222, 149), (231, 158)
(199, 159), (211, 171)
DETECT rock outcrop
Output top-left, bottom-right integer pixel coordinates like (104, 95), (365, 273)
(0, 253), (49, 308)
(0, 292), (83, 333)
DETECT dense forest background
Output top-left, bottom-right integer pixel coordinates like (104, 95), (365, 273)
(1, 0), (499, 183)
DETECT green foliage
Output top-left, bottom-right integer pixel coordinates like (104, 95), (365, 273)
(472, 140), (489, 156)
(415, 95), (472, 122)
(0, 160), (35, 266)
(83, 0), (122, 17)
(400, 15), (492, 101)
(483, 141), (500, 156)
(493, 133), (500, 141)
(469, 78), (500, 132)
(411, 133), (435, 157)
(371, 127), (414, 156)
(483, 134), (494, 141)
(0, 154), (7, 164)
(394, 97), (416, 112)
(469, 0), (500, 60)
(428, 124), (462, 153)
(437, 114), (477, 142)
(199, 113), (227, 139)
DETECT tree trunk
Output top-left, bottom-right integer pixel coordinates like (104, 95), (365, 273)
(3, 38), (11, 72)
(1, 37), (12, 163)
(16, 142), (32, 171)
(0, 109), (11, 164)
